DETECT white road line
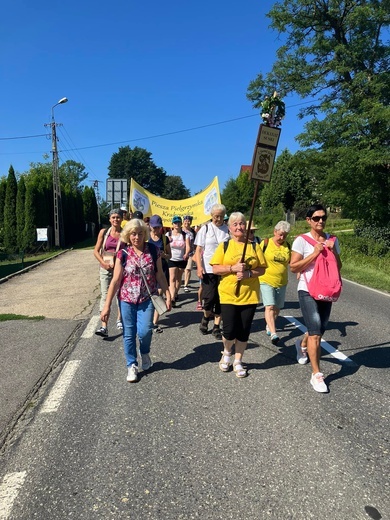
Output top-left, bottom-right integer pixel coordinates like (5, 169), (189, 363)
(39, 360), (81, 414)
(0, 471), (27, 520)
(81, 315), (100, 338)
(284, 316), (354, 363)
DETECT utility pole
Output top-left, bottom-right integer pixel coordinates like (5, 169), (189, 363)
(45, 97), (68, 248)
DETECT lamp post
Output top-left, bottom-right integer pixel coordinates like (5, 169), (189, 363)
(50, 97), (68, 247)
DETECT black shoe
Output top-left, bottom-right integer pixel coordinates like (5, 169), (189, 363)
(199, 316), (210, 335)
(212, 326), (222, 340)
(95, 326), (108, 337)
(171, 299), (176, 308)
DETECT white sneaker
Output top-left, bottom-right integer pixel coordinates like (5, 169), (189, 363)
(310, 372), (328, 393)
(295, 339), (309, 364)
(127, 364), (138, 383)
(141, 353), (153, 371)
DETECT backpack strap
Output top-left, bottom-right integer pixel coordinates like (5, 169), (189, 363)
(162, 233), (167, 253)
(223, 238), (256, 255)
(301, 233), (335, 246)
(149, 243), (158, 272)
(101, 226), (112, 253)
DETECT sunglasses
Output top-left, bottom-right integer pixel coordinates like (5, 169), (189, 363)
(311, 215), (327, 222)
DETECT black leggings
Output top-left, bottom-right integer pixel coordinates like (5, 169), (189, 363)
(221, 304), (257, 342)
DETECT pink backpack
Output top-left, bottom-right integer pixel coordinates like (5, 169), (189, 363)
(301, 234), (342, 302)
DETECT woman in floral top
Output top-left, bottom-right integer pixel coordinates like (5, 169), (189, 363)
(101, 218), (171, 383)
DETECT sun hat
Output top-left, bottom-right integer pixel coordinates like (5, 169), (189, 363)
(172, 215), (182, 224)
(246, 220), (258, 230)
(133, 210), (144, 219)
(149, 215), (163, 227)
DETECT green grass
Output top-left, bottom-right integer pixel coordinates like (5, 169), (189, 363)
(0, 314), (45, 322)
(0, 251), (61, 279)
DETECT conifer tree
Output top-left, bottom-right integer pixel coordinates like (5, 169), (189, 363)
(22, 183), (38, 252)
(16, 176), (26, 252)
(4, 165), (18, 252)
(0, 177), (7, 248)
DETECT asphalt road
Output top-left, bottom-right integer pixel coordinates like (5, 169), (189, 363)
(0, 253), (389, 519)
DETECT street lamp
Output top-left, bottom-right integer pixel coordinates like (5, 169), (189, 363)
(51, 97), (68, 247)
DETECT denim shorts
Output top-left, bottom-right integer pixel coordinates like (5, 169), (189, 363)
(298, 290), (332, 336)
(260, 283), (287, 309)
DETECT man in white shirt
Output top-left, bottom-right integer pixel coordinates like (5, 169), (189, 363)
(194, 204), (229, 339)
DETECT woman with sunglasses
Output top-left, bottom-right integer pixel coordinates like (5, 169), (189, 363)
(290, 204), (342, 393)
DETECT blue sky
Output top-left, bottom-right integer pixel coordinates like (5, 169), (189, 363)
(1, 0), (307, 199)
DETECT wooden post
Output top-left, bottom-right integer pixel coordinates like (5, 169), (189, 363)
(235, 92), (283, 296)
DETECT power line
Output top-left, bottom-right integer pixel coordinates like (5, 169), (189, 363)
(0, 133), (47, 140)
(0, 99), (317, 154)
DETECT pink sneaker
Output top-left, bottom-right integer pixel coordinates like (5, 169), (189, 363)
(196, 301), (202, 310)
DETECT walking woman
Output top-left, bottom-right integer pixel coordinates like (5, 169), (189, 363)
(100, 218), (171, 383)
(166, 216), (190, 306)
(149, 214), (171, 332)
(259, 221), (291, 345)
(290, 204), (342, 393)
(210, 212), (266, 378)
(94, 208), (125, 337)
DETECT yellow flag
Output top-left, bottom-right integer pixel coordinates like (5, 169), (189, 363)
(129, 177), (221, 226)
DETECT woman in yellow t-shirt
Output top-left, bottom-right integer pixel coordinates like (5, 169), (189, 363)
(259, 221), (291, 346)
(210, 212), (266, 378)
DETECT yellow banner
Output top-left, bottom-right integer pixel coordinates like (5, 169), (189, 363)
(129, 177), (221, 227)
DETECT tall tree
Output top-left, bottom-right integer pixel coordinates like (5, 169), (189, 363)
(3, 165), (18, 252)
(221, 166), (258, 216)
(59, 160), (88, 191)
(22, 182), (38, 252)
(0, 177), (7, 248)
(16, 176), (26, 251)
(162, 175), (191, 200)
(108, 146), (167, 196)
(247, 0), (390, 224)
(260, 149), (315, 216)
(83, 186), (99, 225)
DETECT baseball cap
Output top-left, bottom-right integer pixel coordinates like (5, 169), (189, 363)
(149, 215), (163, 227)
(133, 210), (144, 219)
(172, 215), (182, 224)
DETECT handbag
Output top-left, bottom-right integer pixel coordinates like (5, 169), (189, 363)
(139, 265), (168, 315)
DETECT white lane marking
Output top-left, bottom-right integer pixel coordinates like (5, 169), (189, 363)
(81, 315), (100, 338)
(0, 471), (27, 520)
(284, 316), (354, 363)
(39, 360), (81, 414)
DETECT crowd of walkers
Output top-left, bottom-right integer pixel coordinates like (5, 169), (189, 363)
(94, 203), (341, 392)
